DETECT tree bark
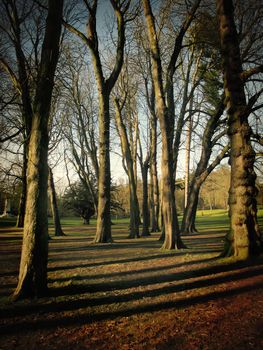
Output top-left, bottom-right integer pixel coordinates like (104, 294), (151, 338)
(143, 0), (183, 249)
(93, 93), (112, 242)
(13, 0), (63, 300)
(182, 144), (229, 233)
(114, 98), (140, 238)
(48, 167), (65, 237)
(216, 0), (262, 258)
(148, 86), (160, 232)
(141, 159), (150, 237)
(184, 116), (192, 209)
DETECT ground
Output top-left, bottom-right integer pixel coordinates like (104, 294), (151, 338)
(0, 211), (263, 350)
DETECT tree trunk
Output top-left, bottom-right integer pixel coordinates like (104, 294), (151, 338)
(114, 98), (140, 238)
(143, 0), (184, 250)
(13, 0), (63, 300)
(184, 116), (192, 209)
(94, 94), (112, 243)
(217, 0), (262, 258)
(150, 109), (160, 232)
(141, 162), (150, 237)
(13, 117), (49, 299)
(182, 183), (200, 234)
(182, 144), (229, 233)
(128, 182), (140, 238)
(48, 167), (65, 237)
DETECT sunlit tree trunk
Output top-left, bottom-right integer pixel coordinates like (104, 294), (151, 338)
(216, 0), (262, 258)
(140, 159), (150, 237)
(13, 0), (63, 300)
(93, 93), (112, 242)
(184, 116), (192, 209)
(148, 86), (160, 232)
(143, 0), (184, 249)
(48, 167), (65, 237)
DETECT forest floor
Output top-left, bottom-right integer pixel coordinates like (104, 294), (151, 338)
(0, 213), (263, 350)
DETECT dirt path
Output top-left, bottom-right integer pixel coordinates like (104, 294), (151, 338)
(0, 224), (262, 349)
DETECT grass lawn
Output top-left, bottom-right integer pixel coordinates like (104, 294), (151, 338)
(0, 209), (262, 349)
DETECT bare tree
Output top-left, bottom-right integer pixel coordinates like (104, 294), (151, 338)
(13, 0), (64, 300)
(64, 0), (134, 242)
(113, 93), (140, 238)
(142, 0), (201, 249)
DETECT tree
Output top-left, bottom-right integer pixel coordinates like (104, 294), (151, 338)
(113, 94), (140, 238)
(64, 0), (134, 243)
(63, 182), (95, 224)
(142, 0), (201, 249)
(48, 167), (65, 236)
(13, 0), (64, 300)
(61, 47), (99, 214)
(0, 0), (35, 228)
(216, 0), (262, 258)
(138, 135), (150, 237)
(181, 99), (229, 233)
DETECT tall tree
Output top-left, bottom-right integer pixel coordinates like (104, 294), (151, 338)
(0, 1), (35, 228)
(142, 0), (201, 249)
(216, 0), (262, 258)
(65, 0), (133, 243)
(114, 95), (140, 238)
(13, 0), (64, 300)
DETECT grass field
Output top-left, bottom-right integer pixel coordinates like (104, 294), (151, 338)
(0, 209), (263, 349)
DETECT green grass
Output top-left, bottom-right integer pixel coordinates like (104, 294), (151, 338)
(1, 208), (262, 231)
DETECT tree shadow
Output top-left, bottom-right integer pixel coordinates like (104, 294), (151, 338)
(1, 258), (263, 320)
(47, 249), (221, 271)
(1, 278), (262, 335)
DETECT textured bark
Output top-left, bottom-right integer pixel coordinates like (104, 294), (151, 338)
(147, 83), (160, 232)
(140, 160), (150, 237)
(143, 0), (183, 250)
(217, 0), (262, 258)
(93, 94), (112, 242)
(13, 0), (63, 300)
(114, 98), (140, 238)
(48, 168), (65, 237)
(184, 117), (192, 209)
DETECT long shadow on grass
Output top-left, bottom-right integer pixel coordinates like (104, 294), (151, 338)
(47, 249), (222, 271)
(0, 249), (221, 278)
(48, 262), (263, 297)
(48, 257), (216, 283)
(0, 278), (262, 335)
(48, 240), (162, 254)
(1, 258), (263, 322)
